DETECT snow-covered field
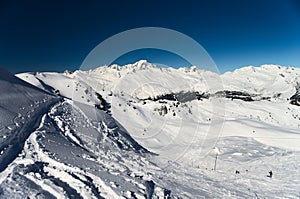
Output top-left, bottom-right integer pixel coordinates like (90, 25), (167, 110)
(1, 61), (300, 198)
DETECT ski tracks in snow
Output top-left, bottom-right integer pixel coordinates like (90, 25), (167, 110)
(0, 99), (169, 198)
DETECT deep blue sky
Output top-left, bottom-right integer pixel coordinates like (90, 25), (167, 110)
(0, 0), (299, 73)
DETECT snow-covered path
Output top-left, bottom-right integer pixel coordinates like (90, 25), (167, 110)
(0, 68), (61, 173)
(0, 100), (171, 198)
(0, 96), (60, 172)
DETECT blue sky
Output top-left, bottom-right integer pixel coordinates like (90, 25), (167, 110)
(0, 0), (299, 73)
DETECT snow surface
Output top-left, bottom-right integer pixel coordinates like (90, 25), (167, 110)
(1, 61), (300, 198)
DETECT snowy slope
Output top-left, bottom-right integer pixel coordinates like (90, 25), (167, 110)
(0, 68), (171, 198)
(1, 62), (300, 198)
(72, 61), (300, 152)
(222, 64), (300, 100)
(0, 68), (59, 172)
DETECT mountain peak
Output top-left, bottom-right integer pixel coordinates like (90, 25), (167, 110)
(123, 60), (157, 70)
(90, 60), (157, 72)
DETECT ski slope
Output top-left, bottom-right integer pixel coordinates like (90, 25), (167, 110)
(0, 61), (299, 198)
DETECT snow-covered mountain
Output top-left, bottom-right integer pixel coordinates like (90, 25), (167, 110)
(1, 61), (300, 198)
